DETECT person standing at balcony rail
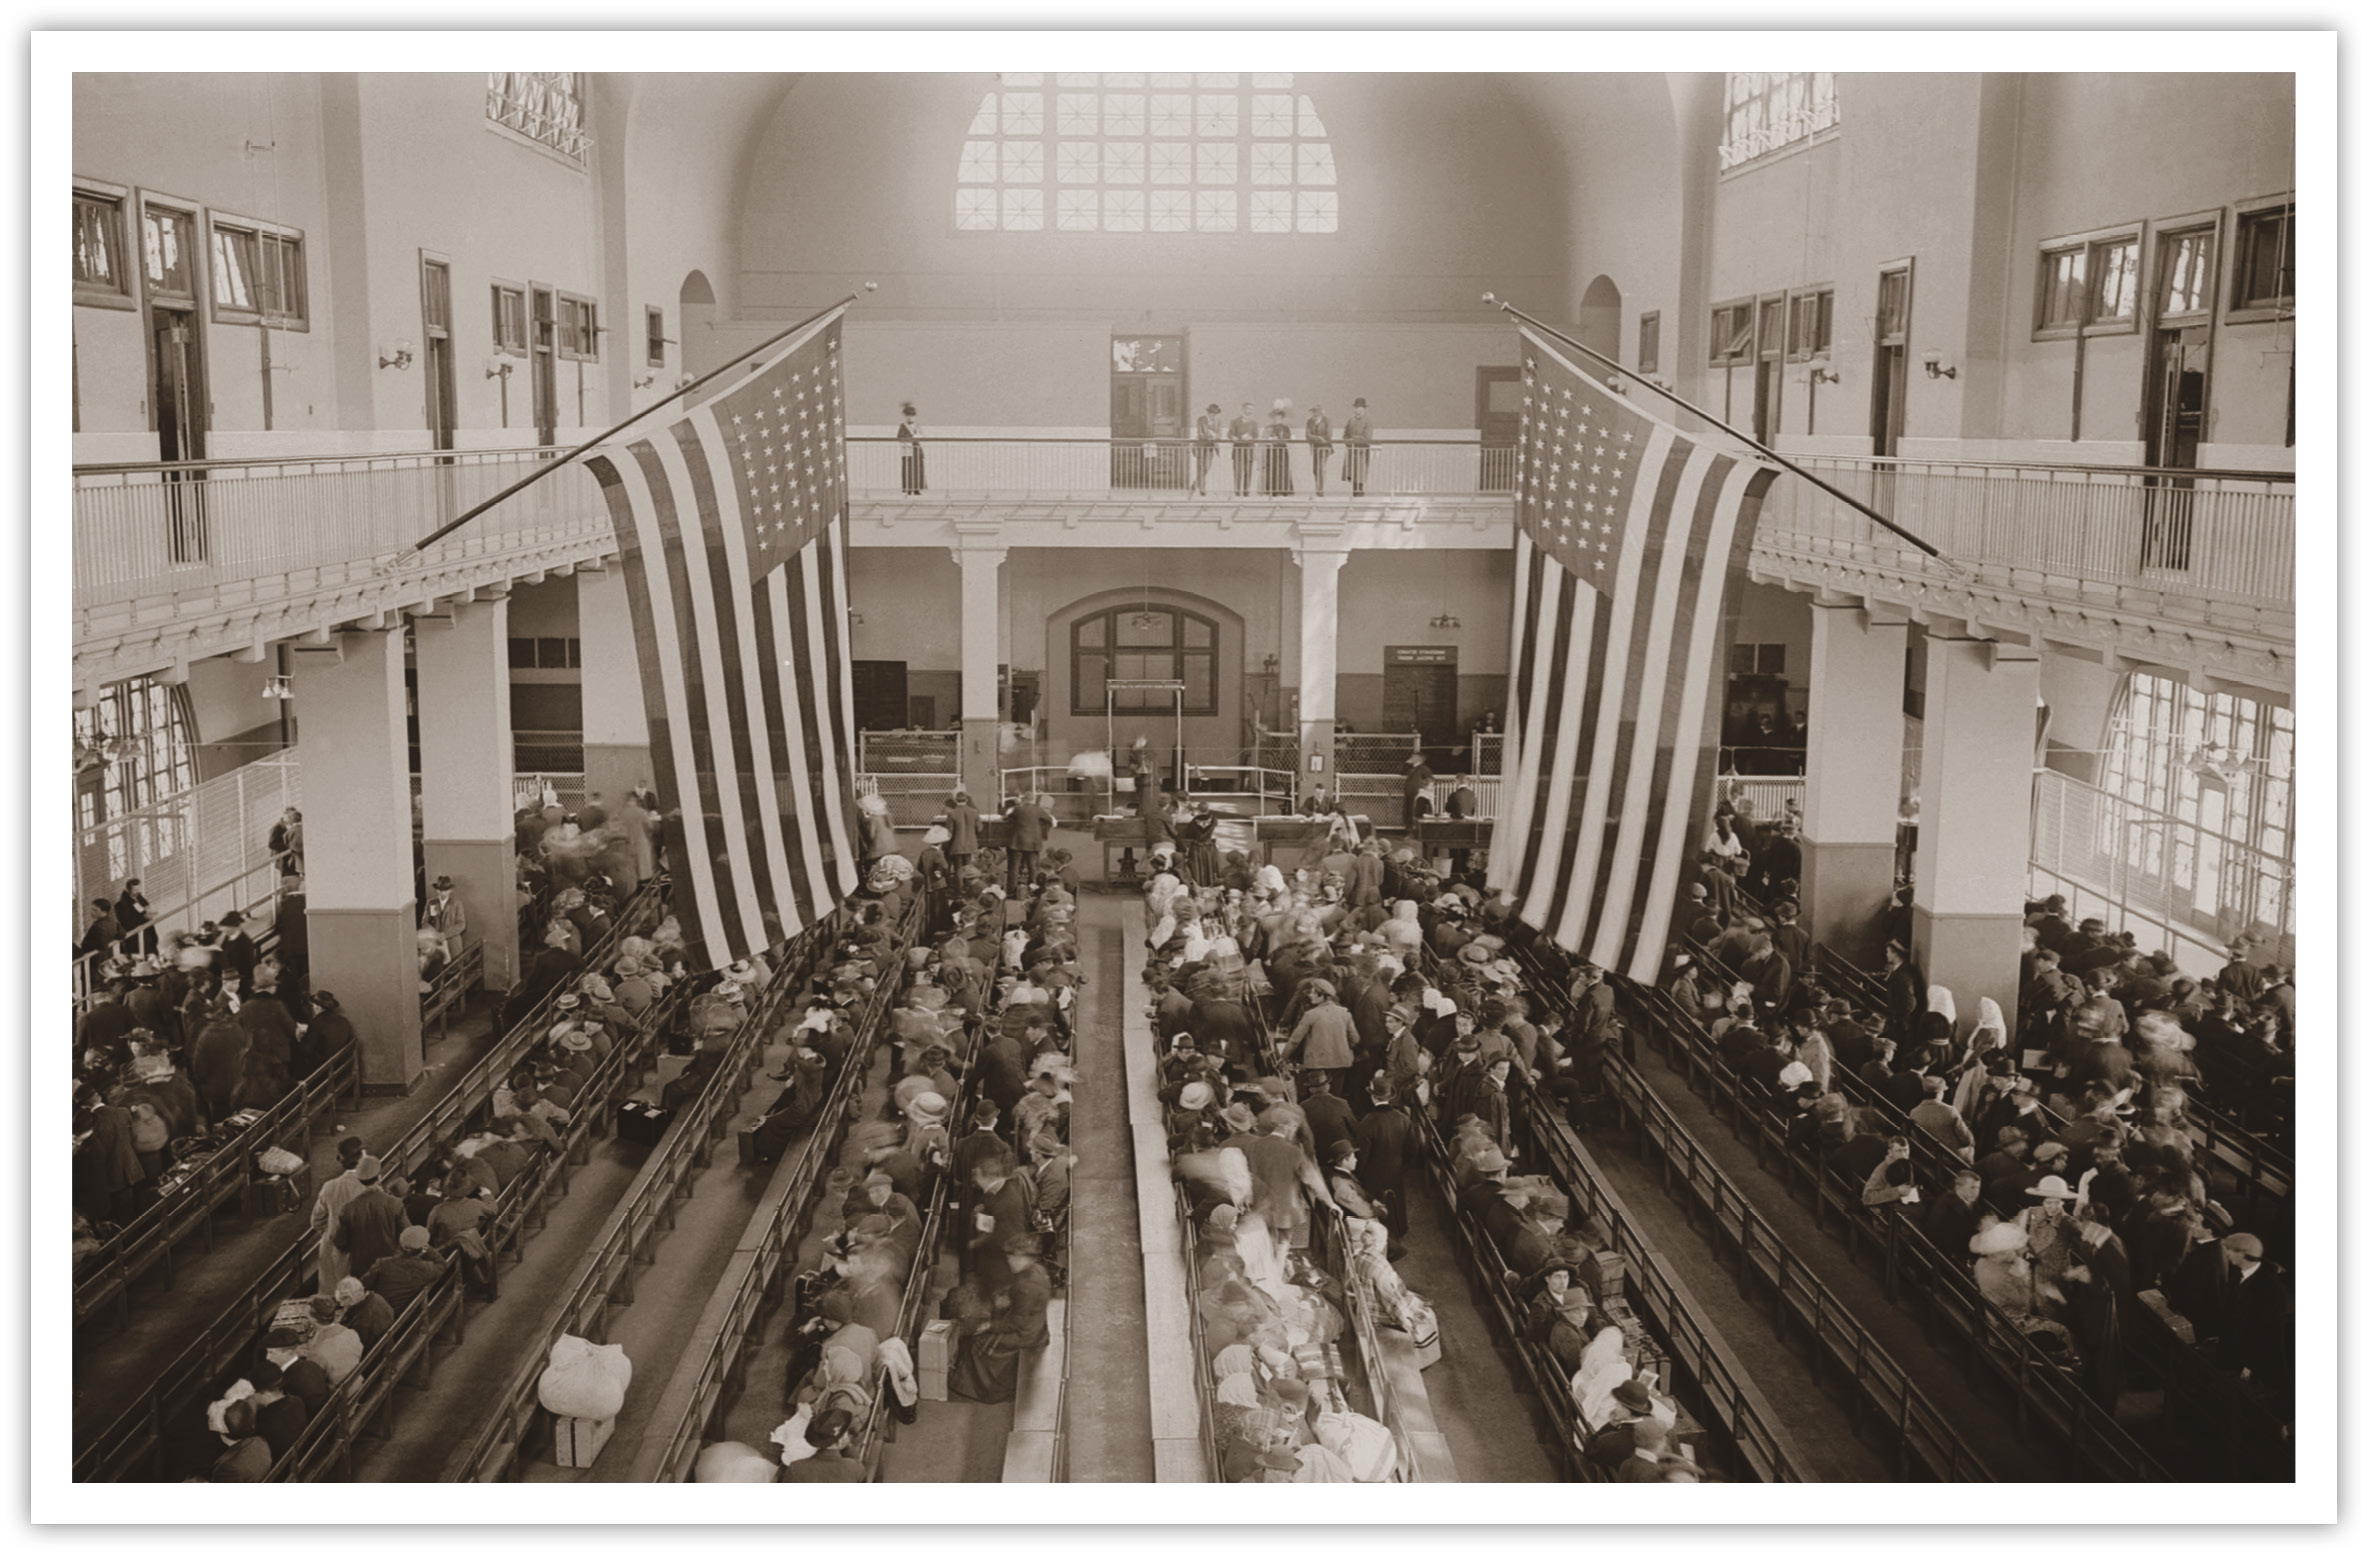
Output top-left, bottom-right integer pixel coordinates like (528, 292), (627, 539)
(1229, 402), (1259, 496)
(1305, 403), (1334, 496)
(1194, 403), (1223, 496)
(1263, 403), (1295, 496)
(115, 878), (154, 958)
(1343, 397), (1373, 496)
(268, 807), (304, 879)
(897, 402), (926, 496)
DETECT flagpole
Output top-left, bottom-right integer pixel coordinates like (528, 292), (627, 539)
(1487, 293), (1954, 565)
(380, 287), (869, 572)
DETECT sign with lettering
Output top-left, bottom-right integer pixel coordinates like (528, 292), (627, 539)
(1385, 645), (1459, 666)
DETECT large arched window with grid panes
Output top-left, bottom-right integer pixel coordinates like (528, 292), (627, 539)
(956, 73), (1338, 234)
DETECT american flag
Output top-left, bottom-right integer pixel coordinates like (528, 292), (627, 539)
(583, 308), (860, 970)
(1487, 324), (1780, 981)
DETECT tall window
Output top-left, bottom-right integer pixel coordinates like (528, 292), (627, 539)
(1720, 73), (1839, 170)
(487, 72), (591, 162)
(2035, 231), (2139, 336)
(1708, 301), (1753, 364)
(2097, 673), (2294, 942)
(955, 73), (1337, 234)
(73, 676), (202, 883)
(556, 292), (598, 360)
(74, 187), (128, 301)
(645, 305), (666, 369)
(141, 203), (196, 303)
(2231, 201), (2294, 315)
(208, 216), (308, 327)
(491, 282), (528, 354)
(1786, 288), (1833, 359)
(1072, 604), (1219, 715)
(1637, 311), (1660, 376)
(2156, 226), (2217, 320)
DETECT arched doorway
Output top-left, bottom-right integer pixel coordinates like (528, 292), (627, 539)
(1578, 274), (1623, 364)
(1044, 585), (1245, 792)
(678, 270), (718, 379)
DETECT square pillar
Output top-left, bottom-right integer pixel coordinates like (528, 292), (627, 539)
(415, 596), (521, 994)
(292, 626), (424, 1093)
(958, 546), (1007, 805)
(1296, 545), (1348, 799)
(1911, 634), (2041, 1029)
(578, 565), (651, 814)
(1801, 603), (1909, 967)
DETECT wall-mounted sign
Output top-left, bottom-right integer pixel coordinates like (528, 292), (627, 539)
(1385, 645), (1459, 666)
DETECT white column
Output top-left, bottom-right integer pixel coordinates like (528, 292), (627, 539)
(1912, 634), (2042, 1028)
(577, 564), (651, 814)
(1296, 544), (1349, 797)
(415, 596), (520, 993)
(1801, 602), (1909, 966)
(292, 626), (424, 1092)
(958, 545), (1007, 803)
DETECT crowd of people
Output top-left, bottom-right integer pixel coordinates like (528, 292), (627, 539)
(1661, 797), (2297, 1427)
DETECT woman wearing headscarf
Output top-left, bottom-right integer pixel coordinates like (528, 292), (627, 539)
(1952, 996), (2010, 1116)
(1916, 984), (1961, 1071)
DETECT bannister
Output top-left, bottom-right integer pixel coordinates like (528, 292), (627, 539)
(849, 434), (1509, 501)
(1755, 454), (2294, 616)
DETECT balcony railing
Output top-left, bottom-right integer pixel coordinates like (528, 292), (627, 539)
(848, 435), (1513, 500)
(1754, 455), (2295, 617)
(74, 446), (611, 616)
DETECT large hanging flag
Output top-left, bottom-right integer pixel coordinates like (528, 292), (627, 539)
(1487, 322), (1780, 982)
(583, 307), (861, 970)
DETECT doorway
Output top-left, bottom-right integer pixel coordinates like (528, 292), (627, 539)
(1476, 365), (1524, 492)
(1383, 646), (1459, 762)
(151, 306), (208, 562)
(2141, 325), (2209, 569)
(1110, 334), (1187, 489)
(530, 284), (558, 447)
(1752, 295), (1786, 445)
(1576, 275), (1623, 363)
(421, 257), (457, 453)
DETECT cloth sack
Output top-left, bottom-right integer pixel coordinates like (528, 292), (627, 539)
(1292, 1442), (1357, 1482)
(770, 1405), (820, 1464)
(1316, 1410), (1400, 1483)
(256, 1145), (306, 1177)
(537, 1334), (633, 1422)
(694, 1440), (777, 1482)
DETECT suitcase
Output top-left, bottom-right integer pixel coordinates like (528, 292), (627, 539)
(551, 1412), (616, 1468)
(616, 1099), (672, 1148)
(738, 1108), (798, 1169)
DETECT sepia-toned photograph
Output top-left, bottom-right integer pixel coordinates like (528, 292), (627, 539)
(28, 20), (2337, 1527)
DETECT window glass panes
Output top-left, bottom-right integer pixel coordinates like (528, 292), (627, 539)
(2159, 229), (2215, 316)
(74, 192), (124, 291)
(2236, 205), (2293, 308)
(959, 76), (1337, 232)
(142, 207), (192, 295)
(2091, 239), (2138, 320)
(2038, 248), (2087, 329)
(1721, 73), (1840, 169)
(211, 227), (257, 309)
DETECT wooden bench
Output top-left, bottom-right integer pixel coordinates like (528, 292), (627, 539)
(998, 1297), (1068, 1482)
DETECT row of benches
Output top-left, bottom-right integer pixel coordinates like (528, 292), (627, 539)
(71, 883), (662, 1481)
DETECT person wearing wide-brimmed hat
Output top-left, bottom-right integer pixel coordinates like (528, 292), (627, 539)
(948, 1234), (1053, 1405)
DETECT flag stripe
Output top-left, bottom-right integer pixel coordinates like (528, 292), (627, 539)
(638, 436), (760, 961)
(1535, 590), (1611, 937)
(686, 409), (803, 942)
(1512, 563), (1579, 914)
(1485, 531), (1536, 896)
(1627, 465), (1779, 980)
(755, 564), (823, 932)
(800, 531), (857, 892)
(779, 547), (839, 888)
(594, 449), (731, 968)
(1498, 535), (1553, 896)
(1576, 433), (1703, 961)
(1551, 426), (1684, 950)
(819, 522), (865, 894)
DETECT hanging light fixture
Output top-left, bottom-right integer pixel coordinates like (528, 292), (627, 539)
(72, 736), (103, 776)
(261, 674), (294, 702)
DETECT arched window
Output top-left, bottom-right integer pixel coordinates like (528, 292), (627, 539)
(1720, 73), (1838, 170)
(73, 673), (201, 890)
(1072, 604), (1219, 715)
(955, 73), (1337, 234)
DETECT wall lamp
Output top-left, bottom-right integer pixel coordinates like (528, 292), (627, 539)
(1921, 350), (1957, 381)
(677, 373), (698, 392)
(484, 357), (514, 382)
(1809, 364), (1842, 387)
(633, 371), (660, 390)
(1429, 613), (1461, 630)
(261, 674), (295, 702)
(847, 610), (865, 627)
(378, 340), (415, 371)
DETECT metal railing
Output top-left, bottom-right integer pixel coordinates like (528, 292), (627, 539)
(850, 435), (1506, 501)
(1660, 935), (2178, 1480)
(72, 860), (292, 1015)
(634, 913), (918, 1482)
(75, 445), (611, 614)
(73, 1042), (361, 1333)
(1756, 455), (2294, 616)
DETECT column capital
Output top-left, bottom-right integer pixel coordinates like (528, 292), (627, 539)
(953, 542), (1009, 568)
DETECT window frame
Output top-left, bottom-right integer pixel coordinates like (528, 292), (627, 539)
(73, 178), (136, 310)
(1637, 310), (1661, 376)
(1785, 285), (1835, 362)
(490, 279), (529, 356)
(133, 189), (202, 308)
(1709, 299), (1755, 365)
(645, 304), (667, 369)
(554, 289), (599, 362)
(1070, 603), (1221, 717)
(203, 208), (309, 330)
(2033, 223), (2142, 341)
(2149, 212), (2223, 327)
(2225, 193), (2294, 324)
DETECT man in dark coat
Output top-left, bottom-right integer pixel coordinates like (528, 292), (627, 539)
(2216, 1232), (2293, 1407)
(362, 1226), (447, 1311)
(1228, 402), (1259, 496)
(1353, 1077), (1417, 1249)
(1297, 1069), (1358, 1167)
(1002, 793), (1054, 896)
(337, 1175), (412, 1278)
(217, 911), (260, 1000)
(943, 790), (982, 878)
(300, 989), (357, 1084)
